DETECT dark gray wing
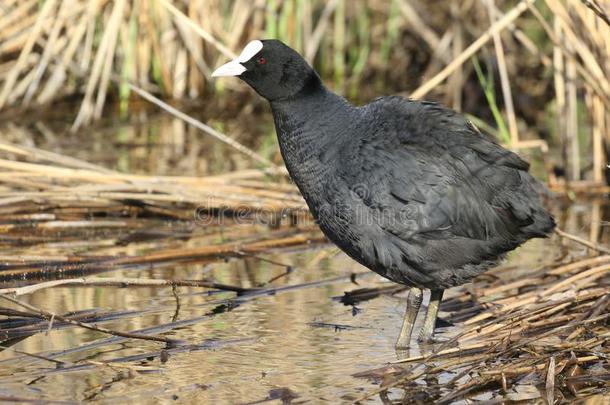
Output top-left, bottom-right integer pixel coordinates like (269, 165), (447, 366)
(335, 97), (554, 276)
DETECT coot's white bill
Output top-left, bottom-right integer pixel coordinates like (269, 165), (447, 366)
(212, 60), (246, 77)
(212, 40), (263, 77)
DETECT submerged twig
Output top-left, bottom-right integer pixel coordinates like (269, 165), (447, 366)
(0, 277), (253, 296)
(0, 294), (179, 344)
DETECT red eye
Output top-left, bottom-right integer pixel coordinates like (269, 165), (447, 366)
(257, 56), (267, 65)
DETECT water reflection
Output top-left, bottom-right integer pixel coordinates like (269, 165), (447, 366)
(0, 105), (276, 177)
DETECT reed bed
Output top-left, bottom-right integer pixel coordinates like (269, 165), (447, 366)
(0, 139), (317, 280)
(353, 252), (610, 403)
(0, 140), (305, 215)
(0, 0), (608, 185)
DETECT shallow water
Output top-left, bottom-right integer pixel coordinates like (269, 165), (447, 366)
(0, 239), (558, 404)
(0, 115), (608, 404)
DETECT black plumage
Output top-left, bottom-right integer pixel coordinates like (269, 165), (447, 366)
(213, 39), (555, 347)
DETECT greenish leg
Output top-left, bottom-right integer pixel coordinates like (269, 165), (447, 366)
(395, 287), (423, 349)
(418, 289), (444, 343)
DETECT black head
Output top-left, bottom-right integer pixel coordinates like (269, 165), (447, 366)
(212, 39), (321, 101)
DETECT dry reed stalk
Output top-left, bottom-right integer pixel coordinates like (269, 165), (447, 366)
(0, 0), (57, 109)
(158, 0), (236, 59)
(566, 55), (580, 180)
(333, 0), (345, 92)
(0, 277), (251, 296)
(592, 95), (605, 182)
(0, 0), (37, 40)
(397, 0), (441, 51)
(548, 254), (610, 275)
(9, 62), (40, 104)
(95, 0), (126, 120)
(174, 10), (210, 81)
(0, 141), (115, 173)
(480, 355), (599, 376)
(550, 183), (610, 196)
(71, 0), (123, 129)
(305, 0), (340, 63)
(582, 0), (610, 25)
(0, 163), (283, 187)
(546, 0), (610, 96)
(484, 0), (519, 146)
(226, 0), (254, 56)
(409, 0), (534, 100)
(22, 0), (73, 104)
(125, 83), (279, 168)
(553, 14), (569, 184)
(0, 188), (304, 212)
(0, 224), (323, 279)
(79, 4), (96, 71)
(541, 263), (610, 296)
(555, 228), (610, 254)
(459, 291), (605, 340)
(529, 3), (610, 106)
(0, 18), (39, 55)
(37, 2), (95, 104)
(449, 3), (464, 111)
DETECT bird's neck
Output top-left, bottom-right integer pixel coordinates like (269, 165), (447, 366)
(270, 83), (356, 210)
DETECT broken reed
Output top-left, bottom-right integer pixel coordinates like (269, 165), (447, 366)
(0, 0), (608, 182)
(0, 139), (331, 290)
(353, 252), (610, 403)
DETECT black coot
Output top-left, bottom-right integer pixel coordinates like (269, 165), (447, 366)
(213, 39), (555, 348)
